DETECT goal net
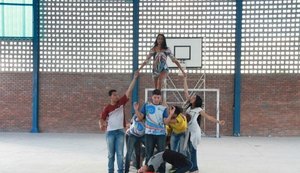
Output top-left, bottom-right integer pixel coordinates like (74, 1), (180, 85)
(144, 88), (220, 138)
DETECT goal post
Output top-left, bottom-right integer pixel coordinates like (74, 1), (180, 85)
(145, 88), (220, 138)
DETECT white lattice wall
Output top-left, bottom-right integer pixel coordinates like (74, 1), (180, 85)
(0, 0), (299, 74)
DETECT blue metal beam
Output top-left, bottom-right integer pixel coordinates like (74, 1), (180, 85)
(0, 3), (32, 6)
(233, 0), (243, 136)
(31, 0), (40, 133)
(131, 0), (139, 114)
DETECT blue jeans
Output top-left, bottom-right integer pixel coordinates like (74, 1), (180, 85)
(145, 134), (166, 173)
(125, 134), (144, 173)
(187, 140), (198, 172)
(170, 132), (186, 155)
(106, 129), (125, 173)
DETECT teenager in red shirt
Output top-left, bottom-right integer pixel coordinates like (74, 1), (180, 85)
(99, 72), (139, 173)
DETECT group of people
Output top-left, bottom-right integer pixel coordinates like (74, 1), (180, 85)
(99, 34), (225, 173)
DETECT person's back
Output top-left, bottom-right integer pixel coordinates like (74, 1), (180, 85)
(129, 114), (145, 137)
(163, 149), (191, 169)
(138, 149), (192, 173)
(168, 113), (187, 134)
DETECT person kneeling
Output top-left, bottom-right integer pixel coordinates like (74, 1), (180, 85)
(138, 149), (192, 173)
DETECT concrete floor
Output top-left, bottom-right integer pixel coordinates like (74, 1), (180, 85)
(0, 133), (299, 173)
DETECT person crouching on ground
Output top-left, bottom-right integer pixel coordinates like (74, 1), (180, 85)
(137, 149), (192, 173)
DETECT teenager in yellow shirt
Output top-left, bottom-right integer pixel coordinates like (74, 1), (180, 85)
(167, 106), (188, 155)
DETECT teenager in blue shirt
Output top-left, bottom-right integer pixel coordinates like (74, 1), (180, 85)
(135, 89), (173, 173)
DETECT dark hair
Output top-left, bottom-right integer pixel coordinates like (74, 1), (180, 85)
(153, 34), (168, 49)
(152, 89), (161, 96)
(147, 165), (155, 172)
(108, 89), (117, 96)
(185, 113), (191, 122)
(173, 105), (183, 115)
(189, 95), (203, 108)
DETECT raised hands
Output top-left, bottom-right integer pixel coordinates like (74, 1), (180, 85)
(133, 102), (139, 111)
(169, 105), (176, 116)
(218, 120), (226, 126)
(134, 70), (139, 78)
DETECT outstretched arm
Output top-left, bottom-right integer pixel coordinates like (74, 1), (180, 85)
(200, 111), (225, 125)
(137, 54), (152, 73)
(183, 75), (190, 101)
(125, 71), (139, 98)
(172, 59), (186, 77)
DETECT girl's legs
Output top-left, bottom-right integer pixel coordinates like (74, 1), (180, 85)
(157, 71), (167, 89)
(153, 77), (159, 89)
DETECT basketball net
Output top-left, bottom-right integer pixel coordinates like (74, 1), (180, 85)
(178, 60), (186, 76)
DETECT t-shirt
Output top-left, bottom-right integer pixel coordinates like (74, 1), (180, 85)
(141, 103), (168, 135)
(101, 95), (129, 131)
(129, 114), (145, 137)
(168, 113), (187, 134)
(147, 151), (164, 172)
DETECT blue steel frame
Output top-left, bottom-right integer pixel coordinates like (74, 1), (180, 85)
(131, 0), (139, 114)
(0, 1), (37, 132)
(31, 0), (39, 133)
(233, 0), (243, 136)
(0, 2), (32, 6)
(0, 2), (33, 38)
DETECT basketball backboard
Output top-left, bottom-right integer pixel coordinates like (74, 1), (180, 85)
(166, 37), (203, 68)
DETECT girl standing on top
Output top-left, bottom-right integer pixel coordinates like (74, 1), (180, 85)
(137, 33), (186, 89)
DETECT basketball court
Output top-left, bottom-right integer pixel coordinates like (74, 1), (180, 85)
(1, 132), (299, 173)
(1, 1), (300, 173)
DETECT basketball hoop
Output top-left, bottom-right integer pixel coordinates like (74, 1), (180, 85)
(178, 60), (186, 76)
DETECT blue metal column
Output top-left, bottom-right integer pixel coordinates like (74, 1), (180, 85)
(233, 0), (243, 136)
(1, 1), (5, 36)
(31, 0), (40, 133)
(132, 0), (139, 113)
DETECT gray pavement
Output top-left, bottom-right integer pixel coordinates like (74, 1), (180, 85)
(0, 132), (299, 173)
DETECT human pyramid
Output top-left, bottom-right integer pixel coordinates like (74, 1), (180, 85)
(99, 34), (225, 173)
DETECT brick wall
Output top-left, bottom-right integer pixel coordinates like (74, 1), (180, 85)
(39, 73), (133, 133)
(241, 74), (300, 136)
(0, 73), (32, 132)
(1, 73), (299, 136)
